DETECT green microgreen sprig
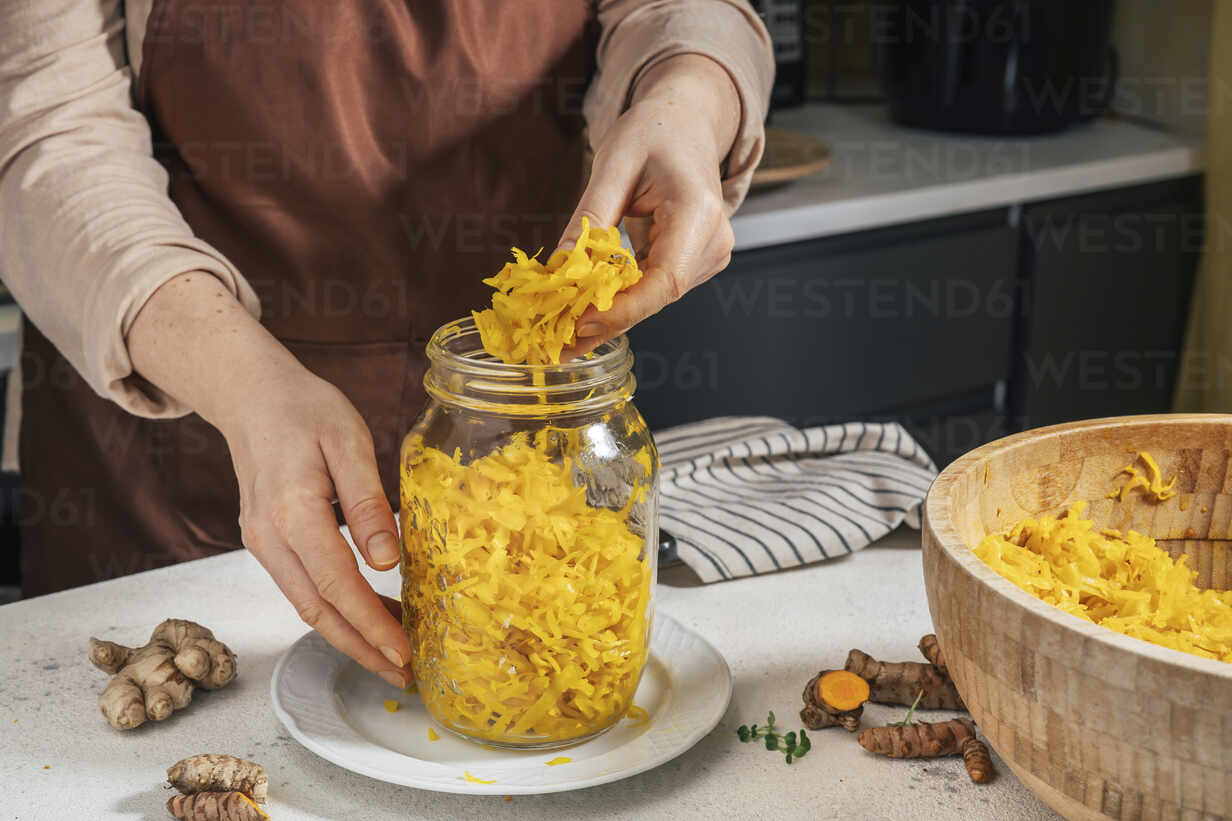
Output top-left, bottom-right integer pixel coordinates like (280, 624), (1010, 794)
(889, 690), (925, 727)
(736, 711), (812, 764)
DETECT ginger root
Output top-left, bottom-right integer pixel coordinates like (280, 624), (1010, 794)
(917, 634), (947, 675)
(168, 755), (268, 804)
(845, 648), (964, 711)
(89, 619), (236, 730)
(166, 792), (268, 821)
(858, 717), (976, 758)
(800, 670), (868, 731)
(961, 736), (995, 783)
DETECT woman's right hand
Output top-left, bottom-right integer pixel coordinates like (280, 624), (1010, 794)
(128, 272), (412, 686)
(217, 369), (413, 687)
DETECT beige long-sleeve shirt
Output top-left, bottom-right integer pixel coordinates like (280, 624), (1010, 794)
(0, 0), (772, 418)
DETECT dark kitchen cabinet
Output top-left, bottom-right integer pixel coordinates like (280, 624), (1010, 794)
(630, 176), (1203, 467)
(630, 208), (1017, 431)
(1008, 177), (1203, 429)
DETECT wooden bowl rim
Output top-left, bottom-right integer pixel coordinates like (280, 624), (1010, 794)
(924, 412), (1232, 680)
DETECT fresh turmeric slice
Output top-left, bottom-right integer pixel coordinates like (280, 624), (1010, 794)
(800, 670), (866, 731)
(817, 670), (870, 712)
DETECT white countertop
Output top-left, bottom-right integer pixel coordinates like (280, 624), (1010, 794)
(0, 526), (1059, 821)
(732, 104), (1204, 250)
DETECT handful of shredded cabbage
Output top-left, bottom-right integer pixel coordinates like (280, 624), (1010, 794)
(974, 502), (1232, 663)
(472, 217), (642, 365)
(400, 432), (652, 744)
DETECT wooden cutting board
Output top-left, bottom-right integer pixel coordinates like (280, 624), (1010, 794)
(750, 127), (831, 190)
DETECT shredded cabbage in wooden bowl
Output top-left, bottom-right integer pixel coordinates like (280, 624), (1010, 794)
(974, 500), (1232, 663)
(924, 422), (1232, 821)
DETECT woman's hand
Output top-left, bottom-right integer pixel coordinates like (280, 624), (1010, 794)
(129, 272), (412, 687)
(218, 370), (412, 687)
(562, 54), (741, 357)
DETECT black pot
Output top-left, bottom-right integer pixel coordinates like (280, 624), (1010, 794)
(884, 0), (1118, 135)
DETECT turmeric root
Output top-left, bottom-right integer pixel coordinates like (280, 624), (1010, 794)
(167, 755), (268, 804)
(961, 736), (995, 783)
(917, 634), (947, 675)
(166, 792), (268, 821)
(89, 619), (236, 730)
(858, 717), (976, 758)
(845, 649), (964, 710)
(800, 670), (868, 731)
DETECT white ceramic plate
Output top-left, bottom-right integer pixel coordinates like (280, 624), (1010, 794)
(270, 614), (732, 795)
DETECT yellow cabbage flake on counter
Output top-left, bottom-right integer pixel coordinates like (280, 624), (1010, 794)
(401, 433), (653, 744)
(472, 218), (642, 364)
(974, 502), (1232, 663)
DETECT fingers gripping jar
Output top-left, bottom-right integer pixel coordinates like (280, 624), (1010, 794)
(399, 317), (659, 749)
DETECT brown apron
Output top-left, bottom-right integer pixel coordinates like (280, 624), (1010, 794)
(19, 1), (596, 595)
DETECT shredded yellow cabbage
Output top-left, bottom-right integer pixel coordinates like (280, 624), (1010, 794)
(1108, 451), (1177, 502)
(624, 703), (649, 726)
(472, 217), (642, 364)
(974, 502), (1232, 663)
(400, 431), (653, 745)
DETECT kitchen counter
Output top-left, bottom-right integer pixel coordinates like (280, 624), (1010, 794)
(733, 103), (1204, 250)
(0, 527), (1059, 821)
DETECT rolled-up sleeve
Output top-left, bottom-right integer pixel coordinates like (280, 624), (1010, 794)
(0, 0), (261, 418)
(584, 0), (775, 213)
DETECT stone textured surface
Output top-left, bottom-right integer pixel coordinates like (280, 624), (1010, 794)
(0, 527), (1057, 820)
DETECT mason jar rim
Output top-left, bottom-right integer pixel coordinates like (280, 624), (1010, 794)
(422, 316), (636, 417)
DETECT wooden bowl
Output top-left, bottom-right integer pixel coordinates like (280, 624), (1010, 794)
(922, 414), (1232, 821)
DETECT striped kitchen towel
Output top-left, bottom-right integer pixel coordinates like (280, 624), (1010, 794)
(656, 417), (937, 583)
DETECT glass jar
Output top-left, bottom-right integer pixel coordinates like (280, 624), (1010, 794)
(398, 316), (659, 749)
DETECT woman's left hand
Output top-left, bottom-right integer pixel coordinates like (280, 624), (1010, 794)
(561, 54), (741, 357)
